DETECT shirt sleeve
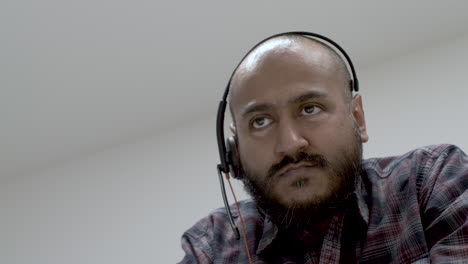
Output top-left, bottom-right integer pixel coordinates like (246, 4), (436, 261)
(421, 145), (468, 263)
(177, 216), (214, 264)
(177, 232), (212, 264)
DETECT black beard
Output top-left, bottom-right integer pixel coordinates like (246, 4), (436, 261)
(241, 132), (363, 232)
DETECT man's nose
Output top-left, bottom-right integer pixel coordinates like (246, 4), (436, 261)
(274, 122), (308, 155)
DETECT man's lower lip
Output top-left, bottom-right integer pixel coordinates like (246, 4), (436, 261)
(280, 166), (317, 178)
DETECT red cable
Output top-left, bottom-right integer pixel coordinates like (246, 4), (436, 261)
(225, 172), (254, 264)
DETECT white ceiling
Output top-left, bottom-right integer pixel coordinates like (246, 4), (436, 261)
(2, 0), (468, 178)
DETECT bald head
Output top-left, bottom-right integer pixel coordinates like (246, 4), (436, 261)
(229, 35), (352, 112)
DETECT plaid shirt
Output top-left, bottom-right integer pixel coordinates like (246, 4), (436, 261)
(179, 145), (468, 263)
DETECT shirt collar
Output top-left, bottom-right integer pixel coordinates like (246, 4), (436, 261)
(354, 174), (370, 226)
(256, 212), (279, 255)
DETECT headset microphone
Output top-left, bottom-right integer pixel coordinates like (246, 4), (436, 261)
(215, 31), (359, 261)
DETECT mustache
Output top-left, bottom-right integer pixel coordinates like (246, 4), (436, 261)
(267, 152), (329, 179)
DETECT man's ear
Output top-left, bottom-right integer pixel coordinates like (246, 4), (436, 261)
(229, 122), (237, 135)
(351, 94), (369, 143)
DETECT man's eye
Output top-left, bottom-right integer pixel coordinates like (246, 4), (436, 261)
(300, 105), (321, 116)
(251, 117), (272, 129)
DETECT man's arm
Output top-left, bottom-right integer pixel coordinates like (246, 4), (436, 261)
(421, 145), (468, 262)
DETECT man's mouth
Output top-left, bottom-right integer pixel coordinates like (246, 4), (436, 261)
(277, 161), (318, 178)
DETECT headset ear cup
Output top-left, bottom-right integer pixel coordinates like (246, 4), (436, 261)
(226, 136), (242, 179)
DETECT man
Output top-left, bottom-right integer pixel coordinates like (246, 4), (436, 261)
(178, 33), (468, 263)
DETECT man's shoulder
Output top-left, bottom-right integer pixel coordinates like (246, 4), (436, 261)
(179, 200), (261, 263)
(362, 144), (464, 177)
(356, 144), (467, 262)
(359, 144), (467, 209)
(182, 200), (260, 243)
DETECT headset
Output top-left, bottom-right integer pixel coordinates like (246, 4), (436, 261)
(215, 31), (359, 248)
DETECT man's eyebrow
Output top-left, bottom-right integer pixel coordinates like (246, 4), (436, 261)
(288, 91), (328, 105)
(241, 103), (272, 118)
(240, 91), (328, 118)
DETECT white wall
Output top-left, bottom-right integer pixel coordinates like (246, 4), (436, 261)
(1, 34), (468, 264)
(362, 33), (468, 157)
(1, 118), (232, 264)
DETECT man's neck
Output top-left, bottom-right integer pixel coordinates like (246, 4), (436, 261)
(278, 215), (332, 246)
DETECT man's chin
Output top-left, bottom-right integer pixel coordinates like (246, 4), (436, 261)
(279, 198), (328, 210)
(275, 185), (332, 208)
(253, 179), (359, 231)
(265, 198), (336, 231)
(251, 191), (335, 229)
